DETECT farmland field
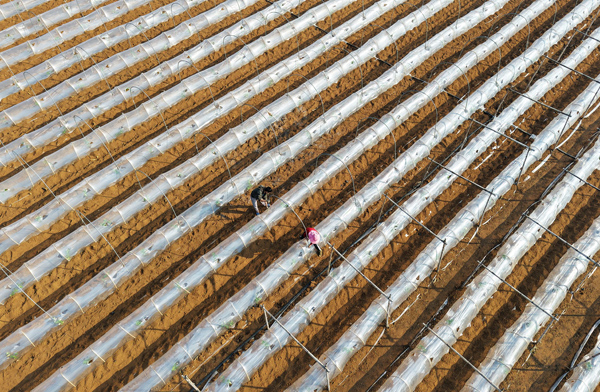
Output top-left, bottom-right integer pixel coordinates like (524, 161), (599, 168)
(1, 0), (600, 390)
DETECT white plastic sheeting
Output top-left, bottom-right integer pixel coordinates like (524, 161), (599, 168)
(0, 0), (113, 49)
(0, 0), (415, 284)
(0, 0), (410, 303)
(289, 7), (600, 392)
(215, 5), (597, 392)
(0, 0), (356, 238)
(0, 0), (442, 373)
(0, 0), (303, 168)
(201, 0), (569, 389)
(0, 0), (54, 21)
(370, 89), (600, 392)
(0, 0), (264, 133)
(561, 336), (600, 391)
(10, 0), (433, 387)
(0, 0), (174, 68)
(0, 0), (203, 97)
(379, 25), (600, 392)
(57, 1), (513, 389)
(0, 0), (171, 67)
(0, 0), (354, 202)
(380, 141), (600, 392)
(465, 198), (600, 390)
(34, 7), (451, 387)
(0, 0), (395, 169)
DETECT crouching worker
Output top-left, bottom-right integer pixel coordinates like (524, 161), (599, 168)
(301, 227), (322, 256)
(250, 185), (273, 215)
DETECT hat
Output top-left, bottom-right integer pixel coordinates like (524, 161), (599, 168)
(307, 229), (321, 244)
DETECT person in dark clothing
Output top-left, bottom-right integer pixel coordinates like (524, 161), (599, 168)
(301, 227), (322, 256)
(250, 185), (273, 215)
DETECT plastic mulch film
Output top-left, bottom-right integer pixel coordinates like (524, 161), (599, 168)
(0, 0), (192, 69)
(0, 0), (402, 170)
(149, 0), (544, 389)
(0, 0), (112, 49)
(35, 0), (493, 387)
(0, 0), (424, 307)
(0, 0), (356, 247)
(561, 336), (600, 391)
(0, 0), (413, 279)
(0, 0), (54, 20)
(0, 0), (264, 131)
(292, 35), (600, 392)
(465, 220), (600, 392)
(0, 0), (444, 376)
(379, 40), (600, 392)
(0, 0), (205, 99)
(380, 141), (600, 391)
(0, 0), (354, 202)
(211, 4), (600, 390)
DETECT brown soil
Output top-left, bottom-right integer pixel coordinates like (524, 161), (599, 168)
(2, 0), (600, 390)
(0, 0), (211, 80)
(0, 0), (124, 51)
(0, 0), (230, 104)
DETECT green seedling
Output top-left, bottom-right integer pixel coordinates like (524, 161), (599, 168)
(219, 376), (233, 387)
(9, 283), (23, 297)
(222, 320), (235, 329)
(5, 352), (18, 360)
(101, 273), (112, 283)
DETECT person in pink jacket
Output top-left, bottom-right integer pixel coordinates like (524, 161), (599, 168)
(301, 227), (322, 256)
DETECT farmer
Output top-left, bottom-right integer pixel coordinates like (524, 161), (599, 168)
(301, 227), (322, 256)
(250, 185), (273, 215)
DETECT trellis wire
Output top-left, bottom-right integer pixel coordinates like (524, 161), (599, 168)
(112, 3), (520, 389)
(291, 5), (600, 389)
(7, 0), (454, 386)
(0, 0), (422, 274)
(379, 24), (600, 392)
(0, 0), (360, 201)
(0, 0), (267, 135)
